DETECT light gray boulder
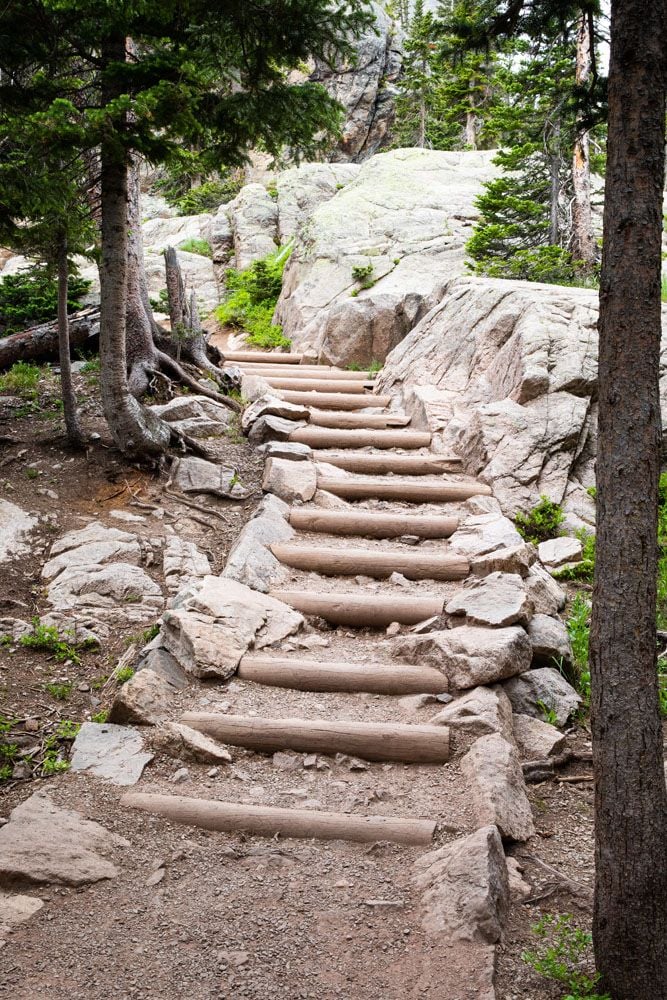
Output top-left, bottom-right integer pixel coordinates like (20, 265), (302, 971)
(262, 457), (317, 503)
(449, 514), (524, 559)
(108, 668), (175, 726)
(154, 722), (232, 764)
(538, 536), (583, 567)
(513, 714), (566, 759)
(524, 563), (567, 615)
(461, 733), (535, 842)
(170, 456), (249, 499)
(43, 522), (141, 581)
(257, 441), (313, 461)
(162, 536), (211, 593)
(445, 572), (533, 627)
(429, 685), (514, 742)
(46, 563), (163, 621)
(527, 613), (572, 667)
(393, 625), (532, 691)
(223, 494), (293, 592)
(242, 394), (310, 433)
(470, 543), (536, 578)
(503, 667), (582, 726)
(248, 415), (308, 444)
(0, 499), (37, 563)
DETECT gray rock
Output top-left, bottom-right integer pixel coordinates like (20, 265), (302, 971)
(222, 494), (293, 593)
(393, 625), (532, 691)
(227, 183), (278, 270)
(449, 514), (524, 559)
(445, 572), (533, 627)
(155, 722), (232, 764)
(413, 825), (509, 942)
(70, 722), (153, 785)
(513, 713), (566, 759)
(0, 499), (37, 563)
(170, 456), (249, 499)
(524, 563), (567, 615)
(0, 791), (129, 886)
(240, 373), (273, 402)
(257, 441), (313, 462)
(136, 647), (188, 690)
(471, 543), (536, 579)
(262, 457), (317, 503)
(429, 686), (514, 742)
(46, 563), (163, 621)
(242, 394), (310, 432)
(151, 395), (232, 437)
(0, 890), (44, 935)
(108, 668), (174, 726)
(538, 536), (583, 568)
(527, 613), (572, 667)
(43, 522), (141, 581)
(503, 667), (581, 726)
(162, 536), (211, 592)
(248, 414), (307, 444)
(461, 734), (535, 842)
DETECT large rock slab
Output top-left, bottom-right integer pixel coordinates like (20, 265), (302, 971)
(445, 572), (533, 627)
(42, 521), (141, 581)
(503, 667), (582, 726)
(449, 514), (523, 559)
(47, 563), (162, 616)
(151, 395), (233, 438)
(429, 686), (514, 742)
(413, 825), (510, 942)
(393, 625), (532, 691)
(71, 722), (153, 785)
(162, 577), (303, 679)
(0, 891), (44, 935)
(242, 395), (310, 433)
(538, 536), (583, 568)
(524, 563), (566, 615)
(527, 613), (572, 667)
(108, 668), (175, 726)
(0, 792), (129, 886)
(262, 457), (317, 503)
(170, 457), (249, 499)
(162, 536), (211, 593)
(154, 722), (232, 764)
(0, 500), (38, 563)
(470, 543), (535, 579)
(461, 734), (535, 842)
(222, 494), (293, 592)
(513, 714), (566, 759)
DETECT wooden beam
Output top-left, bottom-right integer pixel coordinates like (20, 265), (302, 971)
(280, 391), (392, 410)
(268, 588), (443, 627)
(317, 476), (492, 502)
(309, 410), (410, 428)
(288, 508), (459, 539)
(271, 542), (469, 581)
(238, 655), (449, 695)
(222, 350), (303, 364)
(290, 427), (430, 450)
(121, 793), (436, 846)
(266, 378), (374, 394)
(312, 451), (462, 475)
(181, 712), (450, 764)
(237, 365), (374, 381)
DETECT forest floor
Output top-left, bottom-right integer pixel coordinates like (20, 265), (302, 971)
(0, 366), (599, 1000)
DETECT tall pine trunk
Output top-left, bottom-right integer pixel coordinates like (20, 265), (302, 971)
(125, 155), (161, 397)
(571, 13), (596, 266)
(56, 233), (84, 447)
(590, 0), (667, 996)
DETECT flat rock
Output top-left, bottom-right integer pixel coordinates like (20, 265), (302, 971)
(449, 514), (523, 559)
(524, 563), (566, 615)
(248, 415), (306, 444)
(0, 890), (44, 935)
(162, 576), (303, 679)
(503, 666), (581, 726)
(461, 734), (535, 842)
(413, 825), (509, 943)
(429, 685), (514, 742)
(470, 543), (535, 579)
(46, 563), (163, 623)
(262, 457), (317, 503)
(527, 613), (572, 667)
(155, 722), (232, 764)
(393, 625), (532, 691)
(70, 722), (153, 785)
(163, 536), (211, 593)
(538, 536), (583, 568)
(151, 395), (233, 435)
(108, 668), (174, 726)
(222, 494), (293, 593)
(0, 499), (37, 563)
(0, 791), (129, 886)
(170, 456), (249, 499)
(257, 441), (313, 462)
(513, 713), (566, 759)
(242, 394), (310, 432)
(42, 522), (141, 581)
(135, 646), (189, 690)
(445, 572), (533, 627)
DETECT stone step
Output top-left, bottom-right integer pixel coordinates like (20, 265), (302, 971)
(181, 712), (450, 764)
(238, 364), (375, 381)
(317, 474), (493, 502)
(271, 542), (469, 581)
(122, 793), (436, 846)
(280, 391), (391, 410)
(266, 377), (375, 394)
(312, 451), (462, 475)
(290, 427), (430, 450)
(269, 588), (443, 627)
(223, 350), (304, 364)
(238, 655), (449, 695)
(309, 410), (410, 428)
(288, 508), (459, 539)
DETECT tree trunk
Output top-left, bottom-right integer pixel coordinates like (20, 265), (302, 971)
(571, 13), (597, 266)
(56, 235), (85, 447)
(0, 309), (99, 369)
(589, 0), (667, 996)
(548, 147), (560, 245)
(465, 76), (477, 149)
(125, 155), (162, 397)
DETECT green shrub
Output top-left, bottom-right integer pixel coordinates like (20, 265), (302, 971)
(351, 261), (376, 290)
(215, 245), (292, 350)
(155, 172), (243, 215)
(468, 244), (599, 288)
(19, 617), (83, 665)
(0, 361), (42, 396)
(515, 494), (565, 545)
(522, 914), (609, 1000)
(177, 237), (212, 258)
(566, 593), (591, 703)
(0, 265), (90, 336)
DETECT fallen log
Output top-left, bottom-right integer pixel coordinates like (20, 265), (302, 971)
(181, 712), (450, 764)
(309, 410), (410, 428)
(312, 451), (462, 475)
(121, 793), (436, 846)
(317, 475), (493, 502)
(238, 655), (449, 695)
(0, 307), (99, 369)
(269, 588), (443, 627)
(290, 427), (431, 450)
(265, 377), (374, 394)
(287, 508), (459, 539)
(271, 542), (469, 581)
(223, 350), (303, 364)
(280, 391), (391, 410)
(239, 365), (374, 381)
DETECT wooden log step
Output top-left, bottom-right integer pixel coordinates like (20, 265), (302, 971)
(266, 377), (375, 394)
(238, 655), (449, 695)
(181, 712), (450, 764)
(288, 508), (459, 539)
(237, 365), (375, 381)
(317, 475), (492, 502)
(122, 793), (436, 846)
(312, 451), (462, 475)
(269, 589), (443, 627)
(271, 542), (468, 581)
(290, 427), (430, 450)
(280, 391), (391, 410)
(309, 410), (410, 429)
(223, 350), (303, 364)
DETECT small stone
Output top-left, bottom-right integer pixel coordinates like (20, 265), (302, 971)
(272, 752), (300, 771)
(506, 857), (531, 901)
(389, 572), (410, 587)
(146, 868), (165, 886)
(172, 767), (190, 784)
(23, 719), (39, 733)
(385, 621), (401, 637)
(11, 762), (31, 780)
(108, 668), (174, 727)
(155, 722), (232, 764)
(513, 713), (566, 759)
(538, 536), (583, 568)
(71, 722), (153, 786)
(262, 457), (317, 503)
(207, 767), (219, 778)
(77, 681), (91, 692)
(303, 754), (318, 768)
(399, 535), (420, 546)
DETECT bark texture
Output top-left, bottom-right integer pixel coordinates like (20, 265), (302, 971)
(571, 13), (597, 266)
(56, 235), (85, 446)
(590, 1), (667, 996)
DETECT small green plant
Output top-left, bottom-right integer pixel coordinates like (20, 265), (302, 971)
(215, 245), (292, 350)
(56, 719), (80, 740)
(19, 617), (82, 665)
(115, 666), (135, 685)
(586, 485), (597, 499)
(42, 735), (70, 776)
(553, 529), (596, 583)
(45, 681), (72, 700)
(266, 182), (278, 199)
(178, 237), (212, 258)
(0, 361), (42, 396)
(662, 274), (667, 303)
(141, 624), (160, 644)
(536, 699), (559, 726)
(25, 467), (40, 480)
(91, 710), (109, 724)
(367, 360), (382, 376)
(351, 261), (376, 290)
(515, 495), (565, 545)
(566, 593), (591, 703)
(80, 355), (100, 374)
(522, 914), (610, 1000)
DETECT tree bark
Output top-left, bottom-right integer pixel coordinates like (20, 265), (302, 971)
(589, 0), (667, 996)
(465, 76), (477, 149)
(125, 155), (161, 397)
(56, 234), (85, 447)
(571, 13), (597, 266)
(548, 147), (560, 246)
